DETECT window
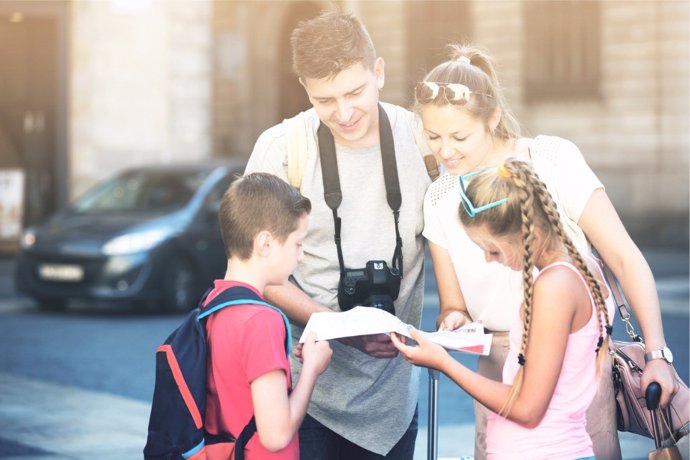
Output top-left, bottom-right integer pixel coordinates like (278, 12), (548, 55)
(523, 1), (601, 102)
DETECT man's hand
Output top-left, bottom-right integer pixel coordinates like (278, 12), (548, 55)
(338, 333), (399, 358)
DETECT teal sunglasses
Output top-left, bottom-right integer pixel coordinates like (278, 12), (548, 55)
(459, 170), (508, 217)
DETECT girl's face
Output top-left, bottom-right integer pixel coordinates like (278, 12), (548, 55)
(465, 224), (523, 271)
(419, 104), (494, 176)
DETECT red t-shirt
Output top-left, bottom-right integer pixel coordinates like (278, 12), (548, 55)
(204, 280), (297, 460)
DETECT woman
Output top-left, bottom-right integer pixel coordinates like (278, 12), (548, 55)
(417, 44), (678, 460)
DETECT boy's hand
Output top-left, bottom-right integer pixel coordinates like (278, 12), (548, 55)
(338, 333), (399, 359)
(391, 327), (448, 370)
(297, 332), (332, 375)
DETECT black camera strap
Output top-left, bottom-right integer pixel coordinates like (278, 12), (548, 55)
(317, 103), (404, 277)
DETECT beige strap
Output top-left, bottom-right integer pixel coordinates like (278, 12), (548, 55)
(283, 111), (311, 189)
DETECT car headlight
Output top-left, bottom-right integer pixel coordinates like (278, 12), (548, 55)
(102, 228), (174, 255)
(20, 228), (36, 249)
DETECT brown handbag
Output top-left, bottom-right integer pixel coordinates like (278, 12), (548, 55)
(602, 264), (690, 445)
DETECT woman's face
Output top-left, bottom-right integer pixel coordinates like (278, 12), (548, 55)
(419, 104), (493, 176)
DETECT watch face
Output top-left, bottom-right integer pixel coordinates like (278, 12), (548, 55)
(664, 347), (674, 363)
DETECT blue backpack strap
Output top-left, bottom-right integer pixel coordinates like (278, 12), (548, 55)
(197, 286), (293, 357)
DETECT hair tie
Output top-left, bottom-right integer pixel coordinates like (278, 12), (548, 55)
(456, 56), (471, 65)
(595, 336), (604, 353)
(517, 353), (526, 366)
(497, 164), (512, 178)
(605, 325), (613, 336)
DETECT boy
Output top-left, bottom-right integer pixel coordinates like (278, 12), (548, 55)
(204, 172), (332, 459)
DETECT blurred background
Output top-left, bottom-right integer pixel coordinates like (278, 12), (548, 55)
(0, 0), (688, 254)
(0, 2), (687, 459)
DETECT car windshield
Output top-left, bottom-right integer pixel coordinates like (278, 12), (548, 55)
(72, 170), (207, 213)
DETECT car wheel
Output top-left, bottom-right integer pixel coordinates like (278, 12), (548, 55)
(35, 297), (68, 312)
(162, 258), (197, 313)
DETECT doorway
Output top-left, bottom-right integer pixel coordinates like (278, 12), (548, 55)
(0, 3), (68, 251)
(277, 1), (321, 121)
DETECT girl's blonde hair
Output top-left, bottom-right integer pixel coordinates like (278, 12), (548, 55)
(414, 44), (521, 141)
(459, 159), (611, 416)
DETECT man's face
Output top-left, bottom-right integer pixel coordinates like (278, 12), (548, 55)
(301, 59), (384, 149)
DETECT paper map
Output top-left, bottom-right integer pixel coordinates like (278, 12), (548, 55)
(299, 306), (492, 355)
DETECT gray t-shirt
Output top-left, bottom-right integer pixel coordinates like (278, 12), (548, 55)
(245, 102), (430, 454)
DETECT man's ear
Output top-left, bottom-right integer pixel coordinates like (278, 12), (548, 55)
(374, 57), (385, 90)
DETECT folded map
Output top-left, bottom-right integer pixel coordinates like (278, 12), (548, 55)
(298, 306), (492, 356)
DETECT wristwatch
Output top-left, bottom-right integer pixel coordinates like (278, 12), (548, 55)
(644, 346), (674, 364)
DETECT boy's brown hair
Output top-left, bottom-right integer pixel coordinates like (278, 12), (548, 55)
(291, 8), (377, 80)
(219, 172), (311, 260)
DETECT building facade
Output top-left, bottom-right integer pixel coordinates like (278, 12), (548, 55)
(0, 0), (687, 249)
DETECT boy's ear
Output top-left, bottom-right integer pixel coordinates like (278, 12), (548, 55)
(254, 230), (273, 257)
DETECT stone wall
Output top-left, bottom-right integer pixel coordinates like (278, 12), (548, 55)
(69, 0), (212, 197)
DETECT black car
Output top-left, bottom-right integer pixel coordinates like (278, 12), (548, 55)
(15, 161), (245, 312)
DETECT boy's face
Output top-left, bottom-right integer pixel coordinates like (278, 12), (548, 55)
(301, 59), (384, 149)
(268, 214), (309, 285)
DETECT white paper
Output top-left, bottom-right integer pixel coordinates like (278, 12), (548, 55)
(299, 306), (492, 355)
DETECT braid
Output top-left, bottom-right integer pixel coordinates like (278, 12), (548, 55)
(498, 163), (535, 416)
(518, 161), (612, 359)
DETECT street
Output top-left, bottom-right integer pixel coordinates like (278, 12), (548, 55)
(0, 247), (687, 459)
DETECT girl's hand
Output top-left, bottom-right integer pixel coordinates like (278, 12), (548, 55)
(390, 327), (449, 370)
(296, 332), (332, 375)
(641, 359), (680, 408)
(438, 310), (469, 331)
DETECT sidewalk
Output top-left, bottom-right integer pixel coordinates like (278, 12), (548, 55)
(0, 248), (688, 459)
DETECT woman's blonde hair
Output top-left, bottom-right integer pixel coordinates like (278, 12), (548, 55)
(414, 44), (521, 141)
(459, 159), (611, 416)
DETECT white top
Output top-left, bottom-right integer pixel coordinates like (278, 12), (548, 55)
(422, 135), (603, 331)
(246, 103), (431, 455)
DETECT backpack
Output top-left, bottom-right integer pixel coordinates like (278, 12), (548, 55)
(143, 285), (291, 460)
(283, 106), (440, 190)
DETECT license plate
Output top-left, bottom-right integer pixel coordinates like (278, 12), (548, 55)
(38, 264), (84, 282)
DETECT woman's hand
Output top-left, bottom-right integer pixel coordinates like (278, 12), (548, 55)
(438, 310), (469, 331)
(391, 327), (450, 371)
(641, 359), (680, 408)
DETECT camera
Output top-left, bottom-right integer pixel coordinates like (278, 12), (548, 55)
(338, 260), (401, 315)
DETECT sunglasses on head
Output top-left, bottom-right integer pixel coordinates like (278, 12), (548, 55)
(458, 170), (508, 217)
(415, 82), (491, 106)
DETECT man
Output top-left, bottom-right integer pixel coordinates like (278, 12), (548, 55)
(245, 9), (430, 459)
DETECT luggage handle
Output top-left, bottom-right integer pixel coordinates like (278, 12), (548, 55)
(427, 368), (440, 460)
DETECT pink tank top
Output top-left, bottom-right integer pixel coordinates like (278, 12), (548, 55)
(486, 262), (601, 460)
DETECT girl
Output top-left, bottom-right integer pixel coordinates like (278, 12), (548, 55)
(415, 44), (678, 459)
(392, 159), (610, 459)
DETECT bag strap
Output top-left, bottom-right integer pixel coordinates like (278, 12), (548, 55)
(284, 107), (439, 189)
(284, 111), (311, 189)
(317, 103), (404, 277)
(198, 286), (292, 356)
(597, 254), (643, 342)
